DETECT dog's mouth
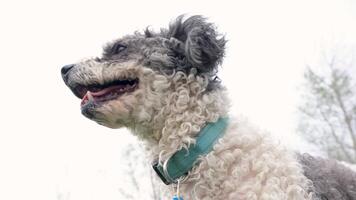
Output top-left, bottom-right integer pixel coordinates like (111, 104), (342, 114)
(71, 78), (139, 107)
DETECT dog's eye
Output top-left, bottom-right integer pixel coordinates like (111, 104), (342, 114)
(111, 43), (127, 54)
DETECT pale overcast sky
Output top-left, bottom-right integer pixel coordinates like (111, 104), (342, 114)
(0, 0), (355, 199)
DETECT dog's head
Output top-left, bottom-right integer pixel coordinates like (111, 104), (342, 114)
(61, 15), (226, 132)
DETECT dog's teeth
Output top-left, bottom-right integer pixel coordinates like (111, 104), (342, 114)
(87, 91), (94, 101)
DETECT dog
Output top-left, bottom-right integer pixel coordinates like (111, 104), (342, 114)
(61, 15), (356, 200)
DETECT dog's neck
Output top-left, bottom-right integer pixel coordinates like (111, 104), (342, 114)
(131, 87), (230, 165)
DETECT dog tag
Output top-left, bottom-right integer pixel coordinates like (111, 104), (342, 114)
(172, 195), (183, 200)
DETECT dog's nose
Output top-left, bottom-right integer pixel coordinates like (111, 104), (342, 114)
(61, 64), (75, 84)
(61, 64), (75, 76)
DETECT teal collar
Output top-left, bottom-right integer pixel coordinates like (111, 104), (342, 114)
(153, 118), (229, 185)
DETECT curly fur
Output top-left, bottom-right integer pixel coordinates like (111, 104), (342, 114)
(62, 15), (356, 199)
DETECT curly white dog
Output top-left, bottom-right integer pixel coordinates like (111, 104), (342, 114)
(61, 15), (356, 200)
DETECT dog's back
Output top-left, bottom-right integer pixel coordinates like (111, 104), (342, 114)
(298, 153), (356, 199)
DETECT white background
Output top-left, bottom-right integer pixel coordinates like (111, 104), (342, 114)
(0, 0), (355, 199)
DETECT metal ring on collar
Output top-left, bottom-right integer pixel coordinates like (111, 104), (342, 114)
(162, 155), (189, 184)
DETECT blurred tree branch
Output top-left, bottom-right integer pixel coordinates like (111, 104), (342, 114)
(118, 143), (162, 200)
(298, 47), (356, 163)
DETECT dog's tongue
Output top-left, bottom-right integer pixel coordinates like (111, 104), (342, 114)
(81, 85), (127, 105)
(81, 91), (94, 106)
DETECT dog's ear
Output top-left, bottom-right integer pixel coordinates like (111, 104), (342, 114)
(167, 15), (226, 73)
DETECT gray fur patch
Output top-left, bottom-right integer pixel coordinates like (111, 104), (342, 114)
(99, 15), (226, 91)
(298, 153), (356, 200)
(165, 15), (226, 73)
